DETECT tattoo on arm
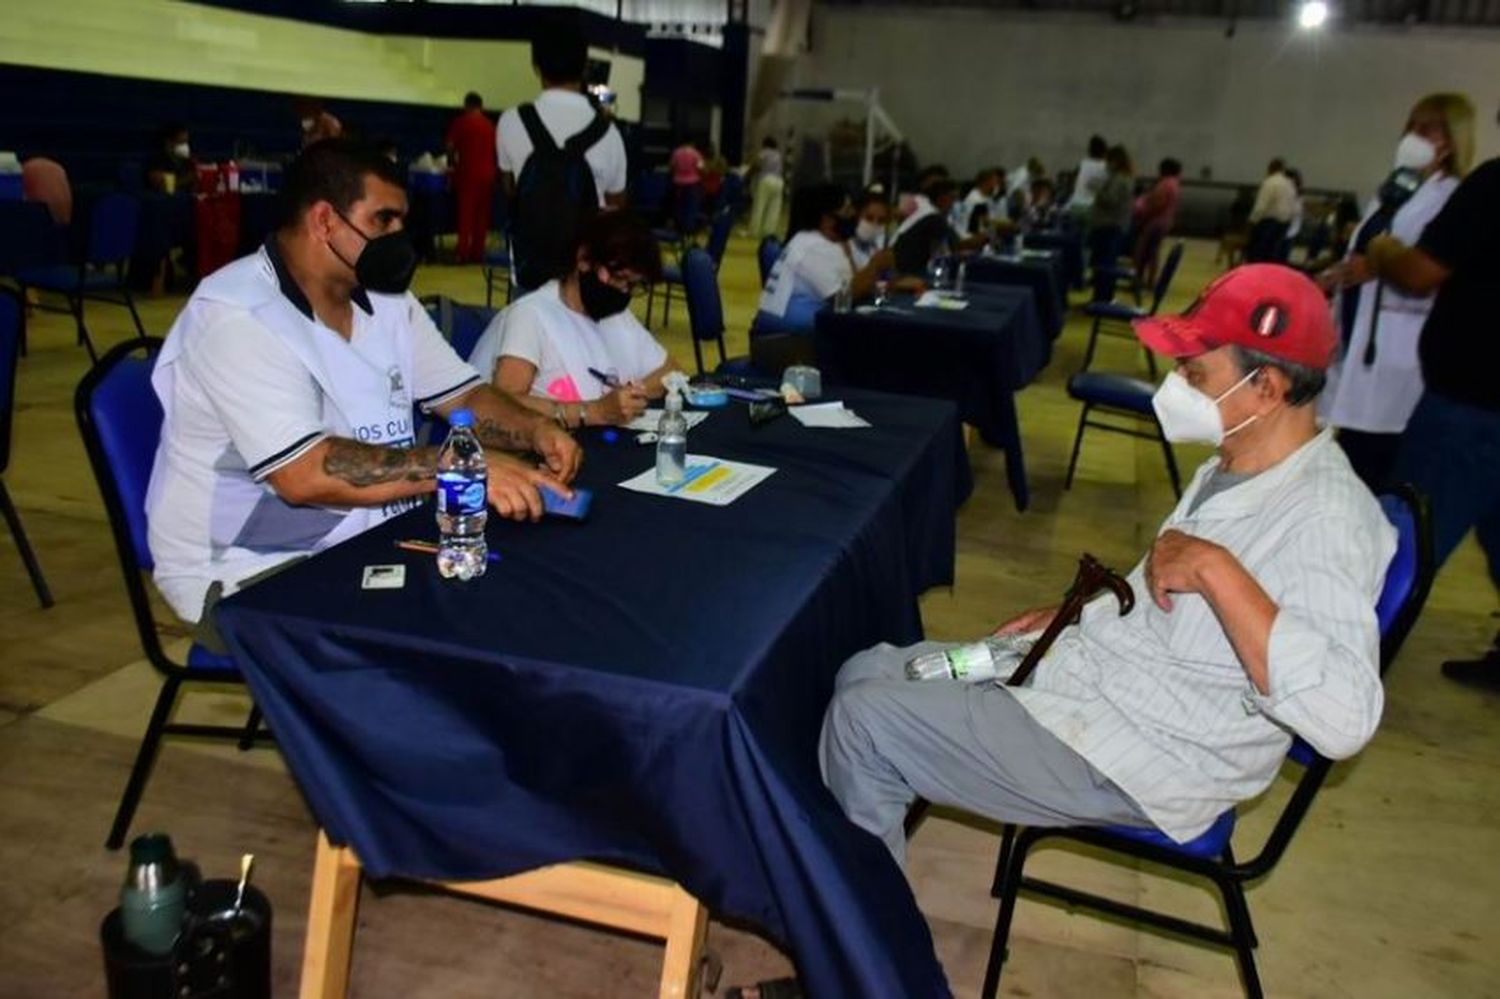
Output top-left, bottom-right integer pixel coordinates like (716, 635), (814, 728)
(473, 415), (535, 451)
(322, 439), (438, 488)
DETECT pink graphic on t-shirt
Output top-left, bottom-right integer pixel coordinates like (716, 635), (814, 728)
(546, 375), (583, 402)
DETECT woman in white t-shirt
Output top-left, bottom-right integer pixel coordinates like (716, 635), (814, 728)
(469, 211), (683, 428)
(754, 183), (893, 336)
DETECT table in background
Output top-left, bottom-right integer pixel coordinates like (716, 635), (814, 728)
(961, 249), (1066, 338)
(216, 390), (970, 999)
(815, 287), (1049, 510)
(1024, 228), (1086, 291)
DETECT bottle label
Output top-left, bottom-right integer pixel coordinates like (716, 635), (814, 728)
(436, 472), (486, 516)
(943, 644), (993, 679)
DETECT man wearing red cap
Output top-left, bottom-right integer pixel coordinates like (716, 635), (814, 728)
(821, 265), (1397, 863)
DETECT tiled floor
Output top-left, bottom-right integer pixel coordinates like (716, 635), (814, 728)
(1, 233), (1496, 997)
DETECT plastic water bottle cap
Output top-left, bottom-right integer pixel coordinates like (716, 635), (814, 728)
(129, 833), (173, 864)
(449, 409), (474, 428)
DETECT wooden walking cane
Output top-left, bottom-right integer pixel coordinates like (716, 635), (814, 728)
(1006, 554), (1135, 687)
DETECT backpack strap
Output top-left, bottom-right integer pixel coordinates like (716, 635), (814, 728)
(517, 104), (558, 155)
(564, 113), (612, 155)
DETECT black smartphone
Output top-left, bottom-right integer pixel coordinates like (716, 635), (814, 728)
(748, 397), (788, 428)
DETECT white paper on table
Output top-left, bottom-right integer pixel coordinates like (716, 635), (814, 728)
(789, 401), (872, 429)
(625, 409), (712, 432)
(915, 291), (969, 311)
(618, 455), (776, 506)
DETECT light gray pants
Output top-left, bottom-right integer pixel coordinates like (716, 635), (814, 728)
(819, 642), (1152, 866)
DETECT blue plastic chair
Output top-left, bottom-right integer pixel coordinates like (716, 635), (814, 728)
(648, 207), (733, 330)
(0, 288), (51, 607)
(1080, 240), (1184, 378)
(980, 484), (1435, 999)
(18, 193), (147, 362)
(74, 338), (269, 849)
(681, 247), (732, 375)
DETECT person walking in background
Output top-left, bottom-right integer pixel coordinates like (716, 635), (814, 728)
(145, 124), (196, 195)
(1067, 135), (1109, 226)
(1132, 157), (1182, 290)
(1319, 93), (1471, 491)
(668, 135), (705, 230)
(748, 136), (785, 239)
(446, 91), (498, 265)
(1246, 158), (1298, 262)
(1089, 144), (1134, 301)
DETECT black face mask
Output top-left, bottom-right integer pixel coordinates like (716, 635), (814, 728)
(577, 269), (632, 321)
(835, 215), (857, 240)
(332, 210), (417, 294)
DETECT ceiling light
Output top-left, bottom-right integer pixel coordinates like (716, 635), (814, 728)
(1298, 0), (1330, 29)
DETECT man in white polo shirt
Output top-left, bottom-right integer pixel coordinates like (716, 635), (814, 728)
(496, 19), (627, 210)
(821, 264), (1397, 864)
(145, 139), (582, 637)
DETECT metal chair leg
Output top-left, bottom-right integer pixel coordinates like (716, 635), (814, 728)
(1218, 874), (1264, 998)
(982, 829), (1031, 999)
(484, 269), (494, 309)
(1144, 346), (1160, 381)
(70, 295), (98, 364)
(692, 339), (705, 377)
(0, 480), (53, 608)
(1082, 316), (1102, 371)
(989, 823), (1018, 898)
(238, 705), (263, 751)
(664, 285), (673, 328)
(106, 675), (183, 849)
(123, 287), (147, 337)
(1064, 404), (1091, 490)
(646, 285), (656, 327)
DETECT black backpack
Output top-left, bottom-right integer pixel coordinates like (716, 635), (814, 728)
(510, 104), (613, 291)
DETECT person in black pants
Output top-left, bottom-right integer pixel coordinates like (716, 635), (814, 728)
(1362, 148), (1500, 687)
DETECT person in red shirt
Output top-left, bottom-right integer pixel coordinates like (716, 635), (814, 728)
(447, 92), (499, 264)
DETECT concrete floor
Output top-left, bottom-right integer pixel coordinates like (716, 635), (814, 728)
(1, 232), (1496, 997)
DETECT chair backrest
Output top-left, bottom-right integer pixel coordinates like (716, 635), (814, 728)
(757, 236), (782, 287)
(681, 248), (725, 344)
(1249, 484), (1434, 874)
(75, 338), (169, 661)
(0, 289), (21, 475)
(705, 209), (734, 268)
(674, 184), (703, 232)
(421, 294), (498, 363)
(87, 193), (142, 265)
(1147, 242), (1185, 314)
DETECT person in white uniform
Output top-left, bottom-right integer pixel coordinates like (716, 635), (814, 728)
(1319, 93), (1474, 490)
(821, 264), (1396, 864)
(470, 210), (683, 428)
(146, 139), (582, 638)
(495, 19), (627, 209)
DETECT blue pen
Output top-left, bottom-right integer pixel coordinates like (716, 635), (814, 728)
(588, 367), (621, 389)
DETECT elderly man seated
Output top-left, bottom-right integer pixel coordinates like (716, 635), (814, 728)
(821, 264), (1397, 864)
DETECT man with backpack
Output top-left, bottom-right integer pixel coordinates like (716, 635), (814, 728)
(496, 17), (627, 291)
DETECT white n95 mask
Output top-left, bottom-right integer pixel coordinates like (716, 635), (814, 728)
(1394, 132), (1437, 171)
(1151, 369), (1261, 445)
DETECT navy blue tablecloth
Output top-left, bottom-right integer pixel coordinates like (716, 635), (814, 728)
(961, 251), (1066, 338)
(215, 390), (968, 999)
(1024, 228), (1086, 291)
(814, 288), (1049, 510)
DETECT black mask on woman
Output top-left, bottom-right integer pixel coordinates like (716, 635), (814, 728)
(332, 210), (418, 294)
(578, 269), (632, 320)
(835, 215), (858, 240)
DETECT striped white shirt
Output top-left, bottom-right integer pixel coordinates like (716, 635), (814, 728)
(1007, 429), (1396, 842)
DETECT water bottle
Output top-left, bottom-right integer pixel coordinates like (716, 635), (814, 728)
(905, 634), (1035, 682)
(120, 833), (187, 956)
(656, 380), (688, 487)
(955, 259), (968, 296)
(435, 409), (488, 580)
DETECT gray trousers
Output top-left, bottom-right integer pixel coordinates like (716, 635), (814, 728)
(819, 642), (1152, 866)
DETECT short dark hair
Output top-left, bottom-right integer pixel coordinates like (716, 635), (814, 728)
(1232, 345), (1326, 406)
(915, 165), (949, 192)
(575, 210), (663, 283)
(854, 188), (888, 213)
(925, 178), (959, 202)
(787, 183), (849, 238)
(1088, 134), (1108, 157)
(277, 138), (405, 231)
(463, 92), (483, 109)
(1268, 157), (1286, 174)
(975, 167), (1002, 186)
(1285, 168), (1303, 191)
(762, 136), (778, 149)
(1159, 157), (1183, 177)
(533, 16), (588, 84)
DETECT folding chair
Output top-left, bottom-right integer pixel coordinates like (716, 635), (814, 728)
(981, 484), (1435, 999)
(1080, 241), (1185, 377)
(649, 208), (733, 329)
(0, 288), (51, 607)
(18, 193), (147, 362)
(757, 235), (783, 288)
(74, 338), (269, 849)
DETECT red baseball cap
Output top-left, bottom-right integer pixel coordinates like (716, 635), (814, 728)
(1132, 264), (1335, 370)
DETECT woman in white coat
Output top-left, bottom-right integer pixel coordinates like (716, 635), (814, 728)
(1320, 93), (1474, 489)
